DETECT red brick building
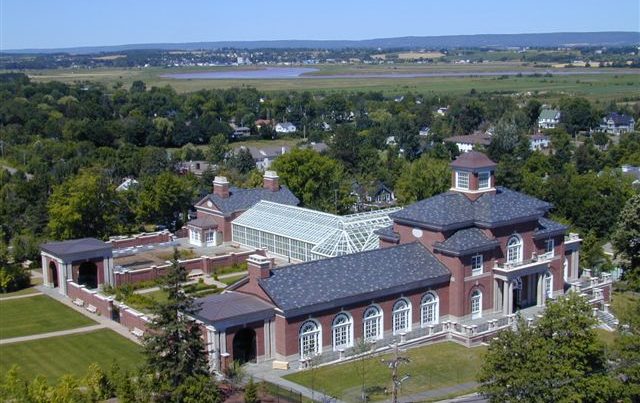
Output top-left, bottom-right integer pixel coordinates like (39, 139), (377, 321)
(193, 152), (608, 372)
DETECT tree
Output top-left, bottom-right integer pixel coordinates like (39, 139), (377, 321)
(395, 156), (451, 204)
(47, 170), (121, 240)
(612, 297), (640, 400)
(487, 113), (530, 162)
(207, 133), (229, 165)
(243, 377), (258, 403)
(611, 194), (640, 289)
(271, 149), (351, 213)
(559, 97), (597, 135)
(143, 249), (219, 402)
(478, 293), (620, 402)
(136, 172), (196, 231)
(227, 148), (256, 175)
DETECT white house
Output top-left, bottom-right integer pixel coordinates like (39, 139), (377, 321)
(116, 178), (139, 192)
(275, 122), (297, 133)
(598, 113), (635, 135)
(444, 133), (492, 153)
(529, 133), (551, 151)
(537, 108), (561, 129)
(419, 127), (431, 136)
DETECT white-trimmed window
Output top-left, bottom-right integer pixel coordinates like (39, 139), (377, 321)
(471, 289), (482, 319)
(478, 171), (490, 189)
(507, 235), (523, 264)
(392, 298), (411, 334)
(332, 313), (353, 351)
(206, 231), (215, 243)
(455, 171), (470, 190)
(299, 320), (321, 359)
(471, 254), (483, 276)
(420, 292), (439, 326)
(544, 272), (553, 299)
(190, 229), (201, 242)
(544, 239), (554, 256)
(363, 306), (383, 341)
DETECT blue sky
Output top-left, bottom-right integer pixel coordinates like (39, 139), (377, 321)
(1, 0), (639, 50)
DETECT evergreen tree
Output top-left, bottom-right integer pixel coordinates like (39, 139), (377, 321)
(143, 248), (219, 401)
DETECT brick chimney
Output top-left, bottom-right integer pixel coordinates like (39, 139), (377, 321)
(213, 176), (230, 198)
(247, 254), (273, 283)
(263, 171), (280, 192)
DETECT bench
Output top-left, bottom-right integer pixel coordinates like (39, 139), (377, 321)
(72, 298), (84, 307)
(86, 304), (97, 313)
(272, 360), (289, 370)
(131, 327), (144, 338)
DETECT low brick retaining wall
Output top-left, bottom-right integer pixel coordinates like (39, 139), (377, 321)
(66, 280), (114, 318)
(108, 231), (173, 250)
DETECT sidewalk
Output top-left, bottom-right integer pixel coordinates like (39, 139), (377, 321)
(0, 291), (43, 301)
(37, 285), (143, 344)
(0, 324), (106, 345)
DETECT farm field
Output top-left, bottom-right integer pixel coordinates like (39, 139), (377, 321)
(284, 341), (485, 402)
(18, 64), (640, 101)
(0, 329), (143, 382)
(0, 295), (95, 339)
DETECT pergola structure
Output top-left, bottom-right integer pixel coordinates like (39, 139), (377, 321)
(231, 201), (400, 262)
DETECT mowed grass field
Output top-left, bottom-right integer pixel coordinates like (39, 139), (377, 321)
(0, 295), (95, 339)
(21, 64), (640, 101)
(284, 342), (485, 401)
(0, 329), (144, 382)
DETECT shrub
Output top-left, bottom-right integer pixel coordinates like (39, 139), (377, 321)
(0, 265), (30, 293)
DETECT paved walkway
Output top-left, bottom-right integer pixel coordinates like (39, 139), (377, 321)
(37, 285), (143, 344)
(0, 291), (43, 301)
(0, 324), (106, 345)
(388, 382), (479, 403)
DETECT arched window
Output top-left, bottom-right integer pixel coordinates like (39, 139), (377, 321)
(471, 289), (482, 319)
(392, 298), (412, 334)
(421, 292), (439, 326)
(332, 313), (353, 350)
(299, 320), (321, 359)
(544, 271), (553, 300)
(507, 235), (523, 264)
(363, 306), (383, 341)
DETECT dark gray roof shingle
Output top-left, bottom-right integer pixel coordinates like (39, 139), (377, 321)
(533, 217), (568, 239)
(41, 238), (112, 261)
(187, 215), (218, 229)
(434, 228), (499, 256)
(259, 242), (450, 317)
(201, 186), (299, 216)
(374, 225), (400, 242)
(192, 292), (275, 330)
(390, 187), (551, 230)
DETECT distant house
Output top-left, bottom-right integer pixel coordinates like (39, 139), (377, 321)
(621, 165), (640, 187)
(598, 112), (635, 135)
(301, 142), (329, 153)
(177, 161), (214, 177)
(529, 133), (551, 151)
(419, 127), (431, 137)
(394, 96), (405, 103)
(444, 132), (492, 153)
(386, 136), (397, 146)
(537, 108), (561, 129)
(254, 119), (273, 129)
(321, 122), (332, 132)
(351, 182), (396, 211)
(275, 122), (297, 133)
(116, 178), (139, 192)
(232, 127), (251, 139)
(234, 145), (290, 171)
(436, 107), (448, 116)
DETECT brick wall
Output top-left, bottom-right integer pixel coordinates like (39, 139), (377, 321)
(118, 306), (151, 333)
(108, 231), (172, 250)
(66, 280), (114, 318)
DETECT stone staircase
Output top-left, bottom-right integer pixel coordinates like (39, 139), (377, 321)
(596, 310), (619, 331)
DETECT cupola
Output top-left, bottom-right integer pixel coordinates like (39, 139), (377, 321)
(449, 151), (497, 201)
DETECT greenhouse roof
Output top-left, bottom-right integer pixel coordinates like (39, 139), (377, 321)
(232, 201), (401, 258)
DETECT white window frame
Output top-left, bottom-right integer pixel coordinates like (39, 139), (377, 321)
(420, 292), (439, 326)
(544, 272), (553, 300)
(392, 298), (412, 334)
(363, 305), (383, 341)
(471, 289), (482, 319)
(544, 239), (554, 257)
(471, 254), (483, 276)
(455, 171), (470, 190)
(332, 313), (353, 351)
(507, 235), (523, 264)
(478, 171), (490, 190)
(206, 231), (215, 243)
(299, 320), (321, 359)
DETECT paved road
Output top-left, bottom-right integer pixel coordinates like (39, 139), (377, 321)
(0, 324), (106, 345)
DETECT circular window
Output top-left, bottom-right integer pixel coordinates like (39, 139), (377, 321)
(207, 200), (213, 207)
(412, 228), (423, 238)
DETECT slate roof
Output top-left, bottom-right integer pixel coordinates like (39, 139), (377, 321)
(41, 238), (113, 262)
(186, 215), (217, 229)
(445, 134), (492, 147)
(259, 242), (451, 317)
(374, 225), (400, 243)
(198, 186), (299, 216)
(533, 217), (568, 239)
(390, 187), (551, 231)
(450, 150), (497, 170)
(192, 292), (275, 331)
(603, 112), (634, 127)
(433, 228), (500, 256)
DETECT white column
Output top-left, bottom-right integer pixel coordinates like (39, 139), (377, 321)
(206, 326), (218, 371)
(502, 280), (510, 315)
(41, 255), (49, 286)
(60, 262), (69, 296)
(536, 273), (544, 306)
(103, 257), (114, 286)
(507, 281), (514, 315)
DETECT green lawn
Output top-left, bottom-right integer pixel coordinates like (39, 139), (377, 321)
(284, 342), (485, 401)
(0, 329), (143, 383)
(0, 295), (96, 339)
(611, 290), (639, 318)
(220, 273), (246, 286)
(0, 278), (43, 299)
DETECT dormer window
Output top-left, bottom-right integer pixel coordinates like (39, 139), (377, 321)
(478, 171), (490, 190)
(455, 171), (470, 190)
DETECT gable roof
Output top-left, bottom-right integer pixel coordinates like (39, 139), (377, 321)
(603, 112), (634, 127)
(258, 242), (451, 317)
(198, 186), (299, 216)
(433, 228), (500, 256)
(538, 108), (560, 121)
(390, 187), (551, 231)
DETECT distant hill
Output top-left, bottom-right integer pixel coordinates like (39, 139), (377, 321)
(5, 32), (639, 55)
